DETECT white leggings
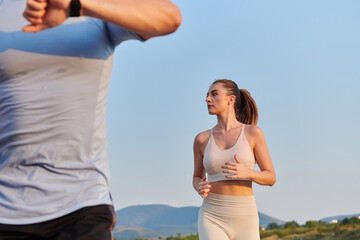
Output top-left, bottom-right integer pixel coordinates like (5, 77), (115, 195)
(198, 193), (260, 240)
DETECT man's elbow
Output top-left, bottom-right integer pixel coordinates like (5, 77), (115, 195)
(164, 6), (182, 34)
(141, 6), (181, 39)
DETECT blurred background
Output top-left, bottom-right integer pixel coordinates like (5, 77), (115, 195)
(106, 0), (360, 224)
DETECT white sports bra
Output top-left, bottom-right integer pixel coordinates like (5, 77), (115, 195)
(203, 124), (256, 182)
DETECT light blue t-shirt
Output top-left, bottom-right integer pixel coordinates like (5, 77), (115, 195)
(0, 0), (143, 224)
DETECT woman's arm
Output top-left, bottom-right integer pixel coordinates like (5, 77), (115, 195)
(248, 126), (276, 186)
(22, 0), (182, 38)
(193, 132), (211, 198)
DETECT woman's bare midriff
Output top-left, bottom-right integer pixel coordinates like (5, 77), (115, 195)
(210, 180), (253, 196)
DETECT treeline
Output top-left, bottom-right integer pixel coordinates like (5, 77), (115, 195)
(261, 216), (360, 240)
(132, 233), (198, 240)
(120, 216), (360, 240)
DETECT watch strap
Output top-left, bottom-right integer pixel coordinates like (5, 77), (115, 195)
(70, 0), (81, 17)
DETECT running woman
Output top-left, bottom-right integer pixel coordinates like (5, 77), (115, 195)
(193, 79), (276, 240)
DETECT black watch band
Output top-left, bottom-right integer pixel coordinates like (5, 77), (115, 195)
(70, 0), (82, 17)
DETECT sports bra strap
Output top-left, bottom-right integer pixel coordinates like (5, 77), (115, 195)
(240, 124), (245, 136)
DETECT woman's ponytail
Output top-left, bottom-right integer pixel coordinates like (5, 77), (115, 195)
(213, 79), (258, 125)
(237, 89), (258, 125)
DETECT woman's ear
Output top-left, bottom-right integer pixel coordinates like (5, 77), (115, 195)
(228, 95), (236, 105)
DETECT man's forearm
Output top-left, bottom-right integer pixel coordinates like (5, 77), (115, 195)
(81, 0), (182, 38)
(22, 0), (181, 35)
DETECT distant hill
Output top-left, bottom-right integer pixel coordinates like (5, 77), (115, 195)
(113, 226), (161, 240)
(114, 204), (284, 239)
(259, 211), (284, 226)
(115, 204), (198, 237)
(321, 213), (360, 223)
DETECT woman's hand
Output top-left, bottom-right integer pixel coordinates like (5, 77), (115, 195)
(222, 154), (253, 180)
(198, 176), (211, 198)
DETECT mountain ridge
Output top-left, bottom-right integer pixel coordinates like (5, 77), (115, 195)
(113, 204), (360, 240)
(113, 203), (284, 240)
(321, 213), (360, 222)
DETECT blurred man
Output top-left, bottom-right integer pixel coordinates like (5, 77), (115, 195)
(0, 0), (181, 239)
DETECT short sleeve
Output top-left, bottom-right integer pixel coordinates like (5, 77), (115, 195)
(105, 22), (146, 46)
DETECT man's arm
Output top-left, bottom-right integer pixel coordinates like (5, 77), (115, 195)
(22, 0), (182, 39)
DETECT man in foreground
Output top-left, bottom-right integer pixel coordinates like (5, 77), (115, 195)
(0, 0), (181, 239)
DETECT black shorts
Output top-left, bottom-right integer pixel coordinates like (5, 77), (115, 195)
(0, 204), (117, 240)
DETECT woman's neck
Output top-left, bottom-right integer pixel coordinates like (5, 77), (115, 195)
(216, 110), (241, 132)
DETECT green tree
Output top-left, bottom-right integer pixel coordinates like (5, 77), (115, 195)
(166, 233), (182, 240)
(284, 220), (299, 229)
(350, 216), (360, 225)
(266, 222), (280, 230)
(184, 234), (199, 240)
(318, 220), (329, 226)
(341, 217), (350, 226)
(305, 220), (319, 228)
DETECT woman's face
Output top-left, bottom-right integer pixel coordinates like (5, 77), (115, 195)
(205, 83), (232, 115)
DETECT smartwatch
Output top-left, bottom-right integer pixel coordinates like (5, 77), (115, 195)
(70, 0), (81, 17)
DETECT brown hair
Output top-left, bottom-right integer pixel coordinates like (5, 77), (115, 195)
(212, 79), (258, 125)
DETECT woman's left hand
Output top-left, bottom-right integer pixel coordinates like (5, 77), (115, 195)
(222, 154), (252, 180)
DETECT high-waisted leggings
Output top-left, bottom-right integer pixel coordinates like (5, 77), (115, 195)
(198, 193), (260, 240)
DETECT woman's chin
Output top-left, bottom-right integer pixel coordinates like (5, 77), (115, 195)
(207, 110), (217, 115)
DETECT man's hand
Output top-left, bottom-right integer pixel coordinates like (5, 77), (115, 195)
(22, 0), (71, 33)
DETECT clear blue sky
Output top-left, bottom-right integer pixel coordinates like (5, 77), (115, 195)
(106, 0), (360, 224)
